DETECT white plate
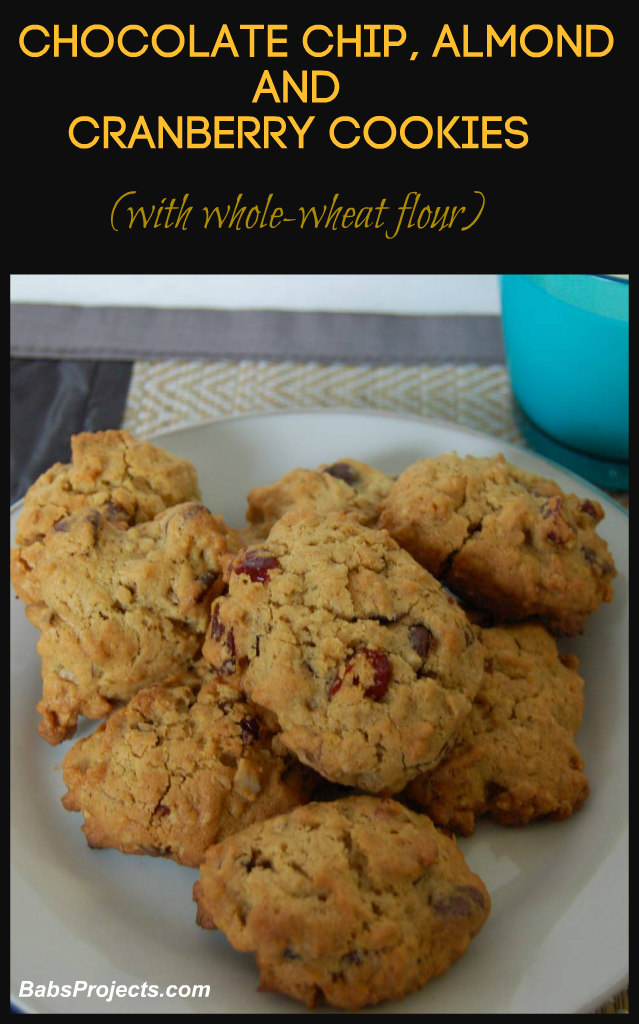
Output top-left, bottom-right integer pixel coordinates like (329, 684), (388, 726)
(10, 410), (629, 1015)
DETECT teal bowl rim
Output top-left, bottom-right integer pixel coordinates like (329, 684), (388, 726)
(591, 275), (629, 286)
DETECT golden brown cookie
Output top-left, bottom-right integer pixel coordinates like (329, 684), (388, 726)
(11, 502), (238, 744)
(61, 666), (316, 867)
(202, 509), (483, 794)
(14, 429), (201, 547)
(404, 622), (590, 834)
(245, 458), (393, 539)
(379, 452), (616, 635)
(194, 795), (490, 1010)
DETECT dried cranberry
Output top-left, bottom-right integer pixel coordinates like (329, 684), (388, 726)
(364, 652), (391, 701)
(329, 650), (391, 701)
(328, 676), (342, 697)
(155, 805), (170, 817)
(323, 462), (359, 485)
(409, 624), (433, 659)
(53, 518), (70, 532)
(328, 661), (354, 697)
(234, 551), (279, 583)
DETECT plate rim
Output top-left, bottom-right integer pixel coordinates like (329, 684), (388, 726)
(11, 407), (628, 517)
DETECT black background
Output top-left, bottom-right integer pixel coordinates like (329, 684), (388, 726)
(10, 9), (633, 272)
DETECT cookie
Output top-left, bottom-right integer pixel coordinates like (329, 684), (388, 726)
(379, 452), (616, 635)
(404, 622), (590, 834)
(202, 509), (483, 793)
(245, 458), (393, 539)
(61, 665), (316, 867)
(14, 429), (201, 547)
(11, 502), (238, 744)
(194, 795), (490, 1010)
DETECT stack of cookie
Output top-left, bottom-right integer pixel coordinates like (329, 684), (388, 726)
(11, 433), (616, 1010)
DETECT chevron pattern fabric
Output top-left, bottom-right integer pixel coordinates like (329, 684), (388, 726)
(122, 359), (521, 443)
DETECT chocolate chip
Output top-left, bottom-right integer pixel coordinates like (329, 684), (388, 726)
(208, 605), (236, 673)
(541, 497), (563, 519)
(197, 571), (220, 589)
(283, 948), (300, 960)
(195, 571), (220, 602)
(103, 500), (127, 523)
(582, 546), (615, 575)
(176, 503), (206, 520)
(546, 529), (566, 544)
(241, 848), (273, 873)
(86, 510), (102, 526)
(409, 624), (433, 660)
(239, 716), (261, 744)
(155, 805), (170, 817)
(580, 499), (600, 518)
(243, 849), (259, 872)
(323, 462), (359, 485)
(432, 885), (486, 918)
(210, 604), (225, 641)
(485, 780), (507, 803)
(432, 894), (472, 918)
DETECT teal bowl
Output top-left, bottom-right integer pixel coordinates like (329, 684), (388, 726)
(500, 275), (629, 467)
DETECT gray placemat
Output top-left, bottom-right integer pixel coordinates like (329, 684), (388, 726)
(10, 359), (132, 504)
(10, 305), (505, 364)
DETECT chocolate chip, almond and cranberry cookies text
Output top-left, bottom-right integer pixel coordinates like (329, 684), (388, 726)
(11, 430), (616, 1010)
